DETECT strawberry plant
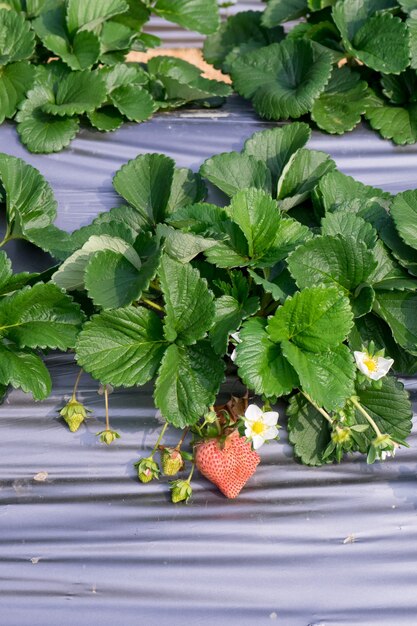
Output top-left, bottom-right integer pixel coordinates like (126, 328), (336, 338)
(0, 0), (230, 153)
(204, 0), (417, 144)
(0, 124), (416, 501)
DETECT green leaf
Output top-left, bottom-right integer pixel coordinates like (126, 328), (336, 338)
(113, 153), (175, 225)
(321, 211), (378, 249)
(0, 62), (35, 124)
(353, 376), (412, 445)
(210, 293), (259, 356)
(109, 84), (156, 122)
(373, 290), (417, 354)
(0, 8), (35, 65)
(167, 167), (206, 213)
(154, 341), (224, 428)
(42, 70), (106, 116)
(311, 66), (372, 134)
(0, 283), (84, 350)
(248, 267), (297, 303)
(203, 10), (284, 71)
(75, 306), (167, 386)
(0, 344), (51, 401)
(288, 235), (378, 294)
(199, 152), (272, 198)
(229, 39), (333, 120)
(0, 250), (37, 295)
(236, 317), (298, 398)
(408, 18), (417, 70)
(287, 392), (331, 466)
(157, 223), (217, 263)
(87, 105), (124, 131)
(16, 84), (80, 153)
(376, 211), (417, 275)
(84, 240), (162, 309)
(52, 234), (141, 291)
(351, 13), (410, 74)
(153, 0), (220, 35)
(66, 0), (128, 35)
(0, 152), (57, 240)
(315, 169), (391, 215)
(262, 0), (308, 27)
(391, 190), (417, 250)
(242, 123), (311, 191)
(159, 255), (214, 345)
(282, 341), (355, 411)
(381, 69), (417, 105)
(365, 97), (417, 145)
(277, 148), (336, 210)
(268, 286), (353, 352)
(368, 240), (417, 290)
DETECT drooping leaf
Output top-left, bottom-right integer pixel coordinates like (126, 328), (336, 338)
(287, 234), (378, 294)
(154, 341), (224, 428)
(210, 293), (259, 356)
(0, 62), (35, 124)
(311, 65), (372, 134)
(242, 123), (311, 191)
(267, 285), (353, 352)
(0, 8), (35, 65)
(109, 84), (156, 122)
(16, 84), (80, 153)
(159, 255), (214, 345)
(282, 341), (355, 411)
(75, 306), (167, 386)
(203, 10), (284, 71)
(373, 290), (417, 354)
(277, 148), (336, 210)
(287, 392), (331, 466)
(199, 152), (272, 198)
(236, 317), (298, 398)
(153, 0), (220, 35)
(0, 283), (84, 350)
(0, 344), (51, 401)
(113, 153), (175, 225)
(87, 105), (125, 131)
(157, 223), (217, 264)
(229, 39), (333, 120)
(390, 190), (417, 250)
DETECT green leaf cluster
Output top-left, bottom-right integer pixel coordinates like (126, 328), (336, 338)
(204, 0), (417, 144)
(0, 0), (228, 153)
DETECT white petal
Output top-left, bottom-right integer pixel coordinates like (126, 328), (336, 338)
(245, 404), (263, 422)
(230, 349), (237, 362)
(263, 426), (279, 440)
(230, 332), (241, 343)
(368, 355), (394, 380)
(262, 411), (279, 426)
(245, 425), (253, 438)
(381, 451), (387, 461)
(354, 351), (370, 376)
(252, 435), (265, 450)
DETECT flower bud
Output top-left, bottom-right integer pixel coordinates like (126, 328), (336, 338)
(135, 457), (160, 483)
(204, 410), (218, 424)
(331, 426), (351, 445)
(159, 446), (184, 476)
(59, 398), (91, 432)
(170, 479), (192, 503)
(97, 429), (120, 445)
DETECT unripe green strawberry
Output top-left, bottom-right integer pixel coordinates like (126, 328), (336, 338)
(135, 457), (160, 483)
(97, 429), (120, 445)
(59, 398), (91, 432)
(159, 446), (184, 476)
(170, 479), (192, 503)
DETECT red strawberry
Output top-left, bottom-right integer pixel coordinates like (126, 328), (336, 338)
(195, 430), (260, 499)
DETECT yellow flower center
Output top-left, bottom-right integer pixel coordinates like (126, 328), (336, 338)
(363, 356), (378, 372)
(252, 421), (265, 435)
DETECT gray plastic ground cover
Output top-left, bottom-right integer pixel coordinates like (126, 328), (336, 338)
(1, 98), (417, 625)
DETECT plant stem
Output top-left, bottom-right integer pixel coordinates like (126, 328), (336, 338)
(175, 428), (189, 451)
(71, 369), (83, 400)
(142, 298), (164, 313)
(350, 396), (382, 438)
(301, 391), (333, 425)
(104, 385), (110, 431)
(151, 422), (168, 456)
(186, 462), (195, 483)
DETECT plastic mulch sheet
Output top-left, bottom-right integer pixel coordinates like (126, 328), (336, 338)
(1, 98), (417, 626)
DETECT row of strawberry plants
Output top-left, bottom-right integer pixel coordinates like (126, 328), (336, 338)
(204, 0), (417, 144)
(0, 0), (230, 153)
(0, 123), (416, 501)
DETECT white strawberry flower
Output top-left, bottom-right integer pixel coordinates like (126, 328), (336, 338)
(354, 350), (394, 381)
(230, 331), (241, 362)
(244, 404), (279, 450)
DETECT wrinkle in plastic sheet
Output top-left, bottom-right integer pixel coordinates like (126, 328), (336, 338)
(1, 99), (417, 625)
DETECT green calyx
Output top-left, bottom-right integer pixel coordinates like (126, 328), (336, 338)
(135, 456), (160, 483)
(170, 479), (192, 503)
(97, 429), (121, 445)
(159, 446), (184, 476)
(59, 397), (91, 432)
